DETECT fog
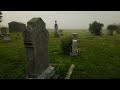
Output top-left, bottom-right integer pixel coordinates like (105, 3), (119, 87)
(1, 11), (120, 29)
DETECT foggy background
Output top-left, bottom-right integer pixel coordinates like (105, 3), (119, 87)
(1, 11), (120, 29)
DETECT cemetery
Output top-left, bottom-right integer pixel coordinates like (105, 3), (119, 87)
(0, 11), (120, 79)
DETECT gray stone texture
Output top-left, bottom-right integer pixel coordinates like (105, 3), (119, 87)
(23, 18), (55, 79)
(54, 20), (60, 38)
(70, 33), (78, 56)
(73, 33), (78, 40)
(1, 27), (7, 35)
(70, 40), (78, 56)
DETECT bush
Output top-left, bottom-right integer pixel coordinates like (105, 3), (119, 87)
(89, 21), (104, 36)
(59, 36), (72, 55)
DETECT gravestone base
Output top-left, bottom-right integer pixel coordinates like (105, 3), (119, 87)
(26, 66), (55, 79)
(70, 48), (80, 56)
(37, 66), (55, 79)
(52, 74), (59, 79)
(70, 52), (78, 56)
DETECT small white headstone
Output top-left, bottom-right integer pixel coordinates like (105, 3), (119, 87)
(70, 33), (79, 56)
(70, 40), (78, 56)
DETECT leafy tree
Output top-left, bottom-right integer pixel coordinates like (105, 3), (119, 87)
(107, 25), (118, 35)
(89, 21), (104, 36)
(116, 25), (120, 34)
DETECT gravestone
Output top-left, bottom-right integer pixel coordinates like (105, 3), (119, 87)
(23, 17), (55, 79)
(73, 33), (78, 40)
(1, 27), (7, 36)
(6, 28), (10, 35)
(70, 33), (79, 56)
(54, 20), (60, 38)
(70, 40), (78, 56)
(0, 25), (4, 36)
(59, 29), (63, 36)
(3, 34), (11, 41)
(1, 27), (11, 41)
(0, 28), (2, 36)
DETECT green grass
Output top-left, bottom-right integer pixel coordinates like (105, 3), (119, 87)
(0, 30), (120, 79)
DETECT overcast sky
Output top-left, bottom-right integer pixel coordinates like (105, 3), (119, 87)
(1, 11), (120, 29)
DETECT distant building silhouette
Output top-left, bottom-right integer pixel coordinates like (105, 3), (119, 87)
(8, 21), (26, 32)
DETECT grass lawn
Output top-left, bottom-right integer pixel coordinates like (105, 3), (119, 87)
(0, 30), (120, 79)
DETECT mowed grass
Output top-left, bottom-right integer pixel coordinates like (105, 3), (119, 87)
(0, 30), (120, 79)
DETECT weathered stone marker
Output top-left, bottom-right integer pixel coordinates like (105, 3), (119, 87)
(59, 29), (63, 36)
(1, 27), (7, 36)
(3, 27), (11, 41)
(70, 40), (78, 56)
(54, 20), (60, 38)
(72, 33), (78, 40)
(70, 33), (79, 56)
(0, 28), (1, 36)
(65, 64), (75, 79)
(3, 34), (11, 41)
(23, 18), (55, 79)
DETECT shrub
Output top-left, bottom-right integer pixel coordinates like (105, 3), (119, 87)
(59, 36), (72, 55)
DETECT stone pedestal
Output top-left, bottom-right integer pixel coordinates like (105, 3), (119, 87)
(26, 66), (55, 79)
(70, 40), (78, 56)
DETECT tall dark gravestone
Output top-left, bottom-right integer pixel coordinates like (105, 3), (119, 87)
(23, 18), (55, 79)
